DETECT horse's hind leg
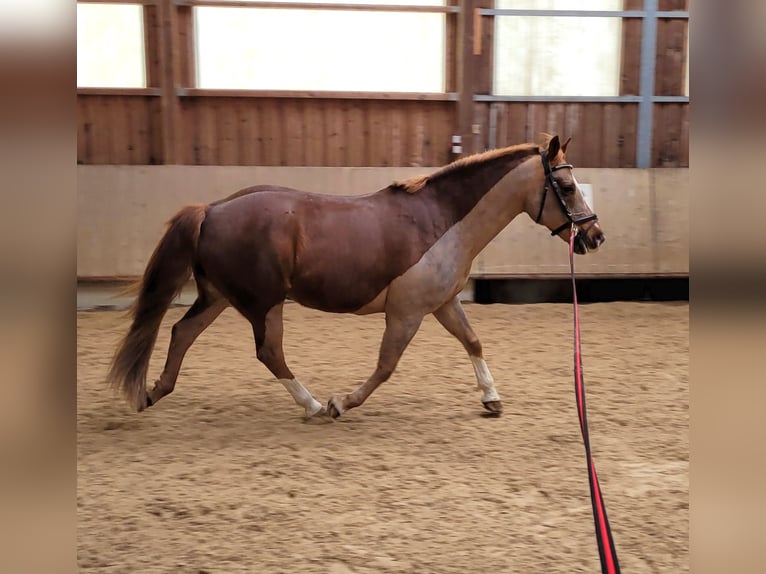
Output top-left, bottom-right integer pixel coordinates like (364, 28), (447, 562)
(327, 313), (423, 418)
(432, 296), (503, 414)
(250, 302), (325, 419)
(145, 293), (227, 408)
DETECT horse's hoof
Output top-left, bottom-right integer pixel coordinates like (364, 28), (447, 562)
(136, 392), (153, 412)
(303, 406), (334, 424)
(326, 397), (344, 419)
(303, 408), (335, 425)
(482, 400), (503, 416)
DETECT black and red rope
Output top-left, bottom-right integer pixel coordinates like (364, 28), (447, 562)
(569, 228), (621, 574)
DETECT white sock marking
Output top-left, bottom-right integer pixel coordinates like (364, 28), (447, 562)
(470, 356), (501, 403)
(279, 378), (323, 417)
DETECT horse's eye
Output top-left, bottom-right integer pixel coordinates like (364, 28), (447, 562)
(562, 185), (575, 195)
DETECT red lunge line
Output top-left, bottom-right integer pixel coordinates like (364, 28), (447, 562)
(569, 229), (620, 574)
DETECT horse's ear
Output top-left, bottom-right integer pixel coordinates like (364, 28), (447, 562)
(547, 135), (561, 158)
(561, 136), (572, 154)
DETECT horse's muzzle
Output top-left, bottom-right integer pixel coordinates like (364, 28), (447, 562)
(576, 225), (605, 254)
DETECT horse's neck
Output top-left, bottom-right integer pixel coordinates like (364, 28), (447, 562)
(426, 145), (538, 224)
(457, 158), (540, 259)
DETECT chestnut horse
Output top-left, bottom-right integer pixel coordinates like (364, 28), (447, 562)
(108, 134), (604, 420)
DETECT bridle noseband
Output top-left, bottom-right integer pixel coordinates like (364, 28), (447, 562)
(535, 151), (599, 236)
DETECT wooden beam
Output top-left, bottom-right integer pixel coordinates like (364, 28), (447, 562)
(78, 0), (157, 4)
(158, 0), (181, 164)
(77, 88), (161, 96)
(177, 88), (457, 101)
(456, 0), (477, 156)
(177, 5), (196, 87)
(142, 4), (160, 87)
(175, 1), (458, 13)
(445, 0), (457, 93)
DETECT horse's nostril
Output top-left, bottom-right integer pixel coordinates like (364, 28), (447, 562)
(595, 232), (605, 245)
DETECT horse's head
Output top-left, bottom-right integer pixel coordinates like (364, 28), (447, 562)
(527, 134), (605, 254)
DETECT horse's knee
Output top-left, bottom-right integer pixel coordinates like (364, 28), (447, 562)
(465, 335), (482, 357)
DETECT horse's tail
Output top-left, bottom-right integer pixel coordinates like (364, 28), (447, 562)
(107, 204), (208, 411)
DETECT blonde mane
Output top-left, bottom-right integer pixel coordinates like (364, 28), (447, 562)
(391, 143), (539, 194)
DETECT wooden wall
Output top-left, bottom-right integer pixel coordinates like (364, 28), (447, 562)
(77, 165), (688, 279)
(77, 0), (689, 168)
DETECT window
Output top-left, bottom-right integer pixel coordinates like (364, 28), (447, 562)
(493, 0), (622, 97)
(194, 0), (446, 92)
(77, 3), (146, 88)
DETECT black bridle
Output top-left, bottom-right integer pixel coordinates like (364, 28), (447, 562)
(535, 151), (599, 236)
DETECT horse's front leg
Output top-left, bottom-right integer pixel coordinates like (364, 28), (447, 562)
(327, 313), (423, 418)
(432, 296), (503, 414)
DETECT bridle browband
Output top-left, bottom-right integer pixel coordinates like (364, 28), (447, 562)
(535, 150), (599, 236)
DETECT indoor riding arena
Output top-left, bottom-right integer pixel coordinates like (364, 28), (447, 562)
(77, 1), (689, 572)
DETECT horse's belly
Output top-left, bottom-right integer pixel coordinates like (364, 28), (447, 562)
(287, 271), (390, 314)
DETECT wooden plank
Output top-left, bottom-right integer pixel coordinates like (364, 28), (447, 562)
(445, 0), (457, 93)
(471, 103), (487, 154)
(409, 105), (426, 167)
(237, 99), (257, 165)
(176, 1), (458, 13)
(653, 103), (684, 167)
(652, 103), (667, 166)
(678, 103), (689, 167)
(619, 103), (638, 168)
(78, 97), (93, 164)
(158, 0), (181, 163)
(345, 102), (367, 166)
(303, 100), (326, 166)
(148, 97), (164, 164)
(176, 5), (195, 87)
(400, 102), (416, 166)
(256, 99), (278, 165)
(476, 0), (493, 94)
(114, 97), (133, 163)
(456, 0), (477, 156)
(282, 100), (306, 166)
(527, 103), (549, 143)
(142, 5), (160, 87)
(563, 103), (582, 163)
(422, 103), (439, 165)
(506, 103), (527, 146)
(194, 98), (217, 164)
(545, 103), (566, 141)
(655, 17), (687, 96)
(601, 103), (621, 167)
(659, 0), (688, 10)
(78, 0), (156, 4)
(323, 101), (345, 167)
(95, 96), (114, 164)
(137, 97), (153, 164)
(492, 103), (507, 149)
(389, 103), (405, 167)
(217, 99), (238, 165)
(581, 104), (604, 167)
(123, 98), (138, 164)
(178, 89), (456, 101)
(76, 88), (161, 96)
(620, 0), (643, 96)
(436, 102), (454, 164)
(367, 102), (389, 166)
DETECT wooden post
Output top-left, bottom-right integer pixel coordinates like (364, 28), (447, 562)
(456, 0), (477, 157)
(157, 0), (181, 164)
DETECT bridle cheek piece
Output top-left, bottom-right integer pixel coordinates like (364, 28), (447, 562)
(535, 151), (599, 236)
